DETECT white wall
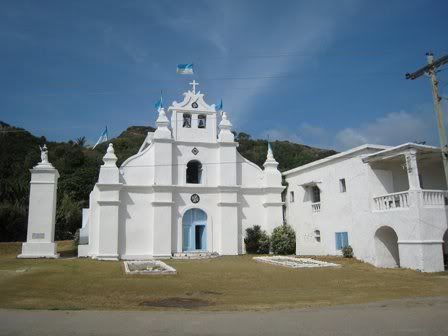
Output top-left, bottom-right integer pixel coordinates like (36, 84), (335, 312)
(284, 146), (448, 272)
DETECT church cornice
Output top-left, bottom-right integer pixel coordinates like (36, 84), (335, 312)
(121, 184), (283, 193)
(96, 183), (123, 191)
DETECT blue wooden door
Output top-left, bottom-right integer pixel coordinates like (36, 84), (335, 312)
(335, 232), (349, 250)
(182, 209), (207, 251)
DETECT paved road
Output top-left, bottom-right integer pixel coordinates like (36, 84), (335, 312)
(1, 297), (447, 336)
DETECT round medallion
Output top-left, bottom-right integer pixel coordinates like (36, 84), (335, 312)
(192, 101), (198, 108)
(190, 194), (200, 204)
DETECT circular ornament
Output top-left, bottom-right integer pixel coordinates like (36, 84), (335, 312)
(192, 101), (199, 108)
(190, 194), (200, 204)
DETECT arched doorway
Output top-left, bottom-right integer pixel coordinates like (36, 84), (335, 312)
(443, 229), (448, 269)
(374, 226), (400, 268)
(183, 208), (207, 251)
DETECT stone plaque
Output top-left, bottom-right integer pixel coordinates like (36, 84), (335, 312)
(32, 233), (45, 239)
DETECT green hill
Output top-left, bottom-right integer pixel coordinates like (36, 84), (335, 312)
(0, 121), (336, 242)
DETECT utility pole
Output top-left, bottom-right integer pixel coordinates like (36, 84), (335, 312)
(406, 53), (448, 187)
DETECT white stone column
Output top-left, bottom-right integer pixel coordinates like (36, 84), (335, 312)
(19, 145), (59, 259)
(405, 150), (421, 191)
(151, 108), (174, 257)
(217, 112), (239, 255)
(96, 144), (122, 260)
(263, 143), (285, 233)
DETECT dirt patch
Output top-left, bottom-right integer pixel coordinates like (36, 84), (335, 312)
(140, 297), (213, 309)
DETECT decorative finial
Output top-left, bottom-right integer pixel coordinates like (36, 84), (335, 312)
(267, 142), (274, 160)
(219, 112), (232, 130)
(156, 107), (169, 127)
(107, 143), (114, 154)
(218, 111), (234, 142)
(154, 107), (172, 139)
(263, 141), (278, 169)
(102, 143), (117, 167)
(189, 80), (199, 94)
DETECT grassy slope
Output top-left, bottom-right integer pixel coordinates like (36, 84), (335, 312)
(0, 242), (447, 311)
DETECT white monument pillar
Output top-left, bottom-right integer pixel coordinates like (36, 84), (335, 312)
(19, 145), (60, 258)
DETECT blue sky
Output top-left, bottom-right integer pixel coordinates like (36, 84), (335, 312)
(1, 0), (447, 150)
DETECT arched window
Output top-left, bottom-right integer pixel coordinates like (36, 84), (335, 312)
(183, 113), (191, 128)
(186, 160), (202, 184)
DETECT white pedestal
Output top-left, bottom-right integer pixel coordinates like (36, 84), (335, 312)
(18, 242), (59, 258)
(19, 163), (59, 259)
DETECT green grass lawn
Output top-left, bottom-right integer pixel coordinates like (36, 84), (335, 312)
(0, 241), (447, 311)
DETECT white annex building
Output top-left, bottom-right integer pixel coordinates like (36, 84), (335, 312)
(76, 82), (285, 259)
(283, 143), (448, 272)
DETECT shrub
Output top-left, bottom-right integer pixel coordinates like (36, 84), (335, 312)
(271, 224), (296, 255)
(342, 245), (354, 258)
(244, 225), (270, 254)
(258, 232), (270, 254)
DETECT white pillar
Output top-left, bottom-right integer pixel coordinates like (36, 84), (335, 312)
(95, 144), (122, 260)
(263, 143), (285, 233)
(405, 150), (421, 190)
(217, 112), (239, 255)
(151, 108), (174, 257)
(19, 145), (59, 259)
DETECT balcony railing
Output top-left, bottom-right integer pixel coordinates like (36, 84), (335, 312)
(311, 202), (321, 213)
(373, 189), (448, 211)
(422, 190), (448, 206)
(374, 191), (409, 211)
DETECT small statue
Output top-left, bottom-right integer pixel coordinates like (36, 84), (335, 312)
(39, 144), (49, 164)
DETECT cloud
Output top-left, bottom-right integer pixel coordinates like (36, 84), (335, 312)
(260, 110), (436, 151)
(300, 123), (326, 138)
(335, 111), (431, 149)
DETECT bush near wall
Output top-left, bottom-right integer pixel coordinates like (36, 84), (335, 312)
(342, 245), (354, 258)
(244, 225), (270, 254)
(271, 224), (296, 255)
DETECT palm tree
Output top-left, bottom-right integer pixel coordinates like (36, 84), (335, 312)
(75, 136), (86, 147)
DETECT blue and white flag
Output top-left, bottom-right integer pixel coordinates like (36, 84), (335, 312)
(154, 91), (163, 110)
(93, 126), (108, 149)
(215, 99), (223, 111)
(177, 64), (194, 75)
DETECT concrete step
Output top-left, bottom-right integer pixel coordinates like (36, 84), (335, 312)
(172, 251), (219, 259)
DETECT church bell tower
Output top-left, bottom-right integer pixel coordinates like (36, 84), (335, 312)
(169, 80), (218, 143)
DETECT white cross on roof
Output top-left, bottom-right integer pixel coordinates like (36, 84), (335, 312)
(189, 80), (199, 94)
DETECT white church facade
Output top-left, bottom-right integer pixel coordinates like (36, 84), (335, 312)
(18, 83), (448, 272)
(283, 143), (448, 272)
(76, 82), (285, 259)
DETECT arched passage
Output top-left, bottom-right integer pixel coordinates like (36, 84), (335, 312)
(443, 229), (448, 269)
(182, 208), (207, 251)
(374, 226), (400, 268)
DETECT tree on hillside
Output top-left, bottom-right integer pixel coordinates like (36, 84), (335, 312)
(75, 136), (87, 147)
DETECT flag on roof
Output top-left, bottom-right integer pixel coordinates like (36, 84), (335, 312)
(215, 99), (223, 111)
(177, 64), (194, 75)
(154, 90), (163, 110)
(93, 126), (108, 149)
